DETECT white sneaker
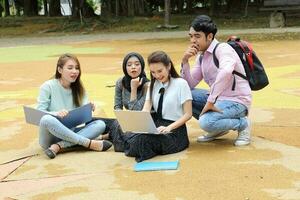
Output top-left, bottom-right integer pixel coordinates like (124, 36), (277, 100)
(197, 131), (229, 142)
(234, 119), (251, 146)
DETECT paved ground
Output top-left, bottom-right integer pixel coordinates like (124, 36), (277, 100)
(0, 28), (300, 200)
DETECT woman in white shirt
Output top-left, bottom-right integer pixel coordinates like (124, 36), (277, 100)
(109, 51), (193, 162)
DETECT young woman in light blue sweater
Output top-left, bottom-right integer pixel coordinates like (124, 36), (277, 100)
(37, 53), (112, 159)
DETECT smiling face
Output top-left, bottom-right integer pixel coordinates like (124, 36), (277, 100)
(189, 27), (213, 52)
(58, 59), (80, 85)
(149, 62), (170, 84)
(126, 56), (142, 79)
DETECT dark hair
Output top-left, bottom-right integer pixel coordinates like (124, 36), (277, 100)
(191, 15), (217, 38)
(147, 51), (179, 100)
(121, 52), (148, 92)
(55, 53), (85, 107)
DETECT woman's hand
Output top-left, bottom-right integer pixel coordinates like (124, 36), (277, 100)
(130, 77), (143, 90)
(57, 109), (69, 118)
(157, 126), (172, 134)
(200, 102), (222, 116)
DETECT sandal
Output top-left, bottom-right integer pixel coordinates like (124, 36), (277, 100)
(44, 144), (61, 159)
(102, 140), (112, 151)
(44, 148), (56, 159)
(88, 140), (112, 151)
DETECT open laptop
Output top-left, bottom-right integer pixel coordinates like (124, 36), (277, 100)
(114, 110), (159, 134)
(23, 103), (92, 128)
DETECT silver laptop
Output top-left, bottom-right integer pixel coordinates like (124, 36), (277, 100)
(23, 103), (92, 128)
(114, 110), (159, 134)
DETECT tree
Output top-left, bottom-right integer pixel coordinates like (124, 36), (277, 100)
(186, 0), (194, 14)
(0, 3), (3, 17)
(71, 0), (95, 23)
(127, 0), (134, 17)
(4, 0), (10, 16)
(23, 0), (38, 16)
(49, 0), (61, 16)
(164, 0), (170, 26)
(43, 0), (48, 16)
(209, 0), (217, 16)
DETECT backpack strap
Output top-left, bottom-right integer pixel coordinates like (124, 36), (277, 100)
(232, 70), (247, 80)
(212, 43), (221, 68)
(212, 42), (247, 90)
(236, 40), (254, 70)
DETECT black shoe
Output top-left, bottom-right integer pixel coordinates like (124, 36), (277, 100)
(44, 148), (56, 159)
(44, 144), (61, 159)
(102, 140), (112, 151)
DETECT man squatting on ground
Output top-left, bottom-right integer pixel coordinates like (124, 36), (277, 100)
(181, 15), (251, 146)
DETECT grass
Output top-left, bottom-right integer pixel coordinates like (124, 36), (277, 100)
(1, 11), (300, 38)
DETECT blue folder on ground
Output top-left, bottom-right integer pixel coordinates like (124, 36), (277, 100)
(134, 160), (179, 172)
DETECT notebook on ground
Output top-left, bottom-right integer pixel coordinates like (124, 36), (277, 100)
(23, 103), (92, 128)
(114, 110), (159, 134)
(134, 160), (179, 172)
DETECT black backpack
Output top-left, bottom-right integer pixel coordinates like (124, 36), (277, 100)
(213, 36), (269, 91)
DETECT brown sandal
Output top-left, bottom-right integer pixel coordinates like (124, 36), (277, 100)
(44, 143), (61, 159)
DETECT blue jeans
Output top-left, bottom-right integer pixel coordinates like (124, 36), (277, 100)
(39, 115), (106, 149)
(191, 88), (209, 120)
(199, 100), (248, 134)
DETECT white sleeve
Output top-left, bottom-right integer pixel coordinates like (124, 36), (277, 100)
(179, 79), (193, 105)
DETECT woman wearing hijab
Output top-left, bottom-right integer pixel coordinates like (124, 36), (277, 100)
(114, 52), (149, 111)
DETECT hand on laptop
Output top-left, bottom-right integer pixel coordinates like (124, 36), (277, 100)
(57, 109), (69, 118)
(157, 126), (172, 134)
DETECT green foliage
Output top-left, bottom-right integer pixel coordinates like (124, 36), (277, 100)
(87, 0), (97, 11)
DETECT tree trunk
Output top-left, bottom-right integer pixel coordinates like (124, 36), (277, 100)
(100, 0), (112, 18)
(24, 0), (38, 16)
(226, 0), (241, 14)
(186, 0), (193, 14)
(43, 0), (48, 16)
(4, 0), (10, 16)
(127, 0), (134, 16)
(164, 0), (170, 26)
(115, 0), (119, 17)
(177, 0), (184, 13)
(134, 0), (144, 16)
(244, 0), (249, 17)
(119, 0), (127, 16)
(49, 0), (61, 16)
(209, 0), (217, 16)
(72, 0), (79, 17)
(82, 0), (96, 18)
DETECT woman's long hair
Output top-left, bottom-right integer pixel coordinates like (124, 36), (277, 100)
(122, 52), (148, 92)
(55, 53), (85, 107)
(148, 51), (179, 100)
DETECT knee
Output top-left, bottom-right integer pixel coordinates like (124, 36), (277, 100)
(93, 120), (106, 134)
(199, 115), (215, 133)
(39, 114), (55, 127)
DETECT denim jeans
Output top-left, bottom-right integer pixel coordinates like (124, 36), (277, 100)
(199, 100), (248, 134)
(39, 115), (106, 149)
(191, 88), (209, 120)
